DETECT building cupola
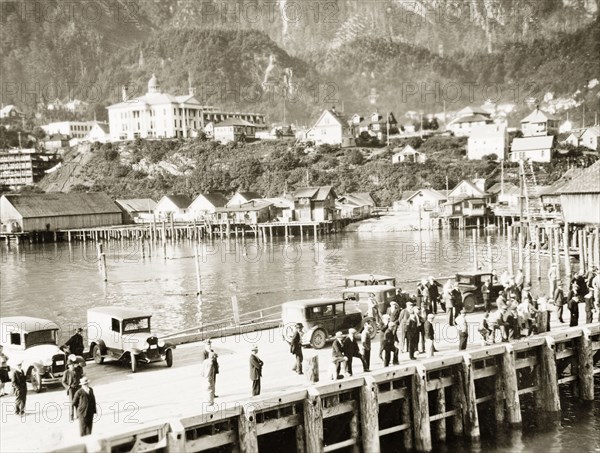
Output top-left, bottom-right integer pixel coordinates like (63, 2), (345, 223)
(148, 73), (161, 94)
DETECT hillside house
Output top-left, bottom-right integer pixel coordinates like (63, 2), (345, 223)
(404, 189), (447, 212)
(336, 193), (375, 219)
(41, 121), (95, 140)
(391, 145), (427, 164)
(115, 198), (157, 223)
(520, 108), (559, 137)
(351, 111), (397, 140)
(263, 197), (295, 222)
(564, 130), (585, 147)
(293, 186), (337, 222)
(213, 118), (256, 144)
(85, 122), (111, 143)
(446, 106), (493, 137)
(0, 192), (122, 232)
(0, 105), (24, 120)
(43, 134), (70, 150)
(487, 182), (519, 206)
(510, 136), (554, 163)
(188, 192), (229, 220)
(63, 99), (89, 114)
(559, 161), (600, 224)
(580, 126), (600, 151)
(447, 179), (487, 201)
(309, 109), (355, 147)
(467, 123), (507, 160)
(226, 191), (262, 207)
(154, 194), (192, 221)
(213, 200), (273, 225)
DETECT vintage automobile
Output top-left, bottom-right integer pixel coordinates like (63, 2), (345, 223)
(341, 284), (397, 315)
(281, 298), (372, 349)
(345, 274), (396, 288)
(88, 307), (175, 373)
(0, 316), (67, 392)
(455, 272), (504, 312)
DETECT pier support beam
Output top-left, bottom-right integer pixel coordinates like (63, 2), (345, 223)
(303, 388), (323, 453)
(433, 387), (446, 442)
(501, 344), (522, 428)
(167, 419), (187, 452)
(238, 404), (259, 453)
(537, 337), (561, 415)
(411, 365), (432, 452)
(459, 354), (480, 441)
(360, 375), (380, 453)
(577, 328), (594, 401)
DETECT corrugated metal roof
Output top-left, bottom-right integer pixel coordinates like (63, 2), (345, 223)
(115, 198), (157, 212)
(2, 193), (121, 218)
(560, 160), (600, 194)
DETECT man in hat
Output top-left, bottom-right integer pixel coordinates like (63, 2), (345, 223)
(290, 323), (304, 375)
(424, 313), (435, 357)
(592, 267), (600, 322)
(12, 360), (27, 416)
(386, 301), (401, 323)
(455, 309), (469, 351)
(202, 339), (219, 395)
(249, 345), (263, 396)
(73, 376), (96, 436)
(332, 332), (348, 379)
(62, 355), (84, 421)
(360, 324), (373, 372)
(343, 328), (363, 376)
(63, 328), (85, 357)
(427, 276), (443, 313)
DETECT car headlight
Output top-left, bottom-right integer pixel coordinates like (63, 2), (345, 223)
(142, 342), (150, 350)
(42, 358), (53, 366)
(158, 340), (165, 348)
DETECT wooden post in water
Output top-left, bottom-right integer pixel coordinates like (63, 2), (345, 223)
(487, 235), (493, 272)
(411, 365), (432, 452)
(434, 387), (446, 441)
(230, 282), (240, 326)
(303, 388), (324, 453)
(194, 243), (202, 302)
(577, 328), (594, 400)
(238, 404), (259, 453)
(501, 344), (522, 428)
(360, 375), (380, 453)
(494, 364), (506, 430)
(400, 396), (413, 450)
(96, 242), (107, 282)
(460, 354), (480, 441)
(307, 355), (319, 383)
(507, 226), (513, 275)
(558, 225), (566, 280)
(537, 337), (560, 415)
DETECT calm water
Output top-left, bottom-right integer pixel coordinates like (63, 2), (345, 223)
(1, 230), (597, 452)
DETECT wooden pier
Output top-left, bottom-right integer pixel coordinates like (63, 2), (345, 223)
(52, 324), (600, 453)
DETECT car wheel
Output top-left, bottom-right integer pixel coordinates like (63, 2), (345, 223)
(130, 354), (138, 373)
(463, 294), (477, 313)
(93, 345), (104, 364)
(165, 349), (173, 368)
(31, 369), (42, 393)
(310, 329), (327, 349)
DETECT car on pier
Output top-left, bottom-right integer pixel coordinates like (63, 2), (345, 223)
(281, 298), (370, 349)
(455, 272), (504, 312)
(0, 317), (67, 392)
(341, 285), (397, 315)
(87, 307), (175, 373)
(345, 274), (396, 288)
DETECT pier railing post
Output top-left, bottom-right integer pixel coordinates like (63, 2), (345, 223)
(238, 404), (259, 453)
(460, 354), (480, 441)
(359, 375), (380, 453)
(577, 328), (594, 401)
(411, 365), (432, 452)
(303, 387), (324, 453)
(501, 344), (522, 428)
(537, 337), (561, 415)
(167, 418), (187, 452)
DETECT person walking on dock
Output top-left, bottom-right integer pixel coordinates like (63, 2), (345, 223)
(455, 309), (468, 351)
(568, 294), (580, 327)
(360, 324), (372, 372)
(548, 264), (558, 297)
(424, 314), (435, 357)
(448, 283), (462, 326)
(405, 310), (419, 360)
(382, 323), (397, 366)
(201, 351), (216, 405)
(62, 356), (84, 421)
(290, 323), (304, 375)
(63, 328), (85, 357)
(554, 284), (565, 323)
(332, 332), (348, 379)
(72, 377), (96, 436)
(249, 345), (264, 396)
(343, 328), (363, 376)
(592, 268), (600, 322)
(0, 345), (9, 397)
(202, 340), (219, 394)
(482, 279), (491, 313)
(427, 276), (443, 313)
(12, 360), (27, 416)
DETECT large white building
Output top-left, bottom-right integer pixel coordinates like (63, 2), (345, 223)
(106, 74), (265, 141)
(467, 123), (507, 160)
(308, 108), (355, 147)
(41, 121), (95, 139)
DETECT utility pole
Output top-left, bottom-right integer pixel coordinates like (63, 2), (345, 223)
(500, 160), (504, 196)
(386, 112), (390, 147)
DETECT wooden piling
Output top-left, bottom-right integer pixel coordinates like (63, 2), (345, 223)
(577, 328), (594, 400)
(507, 225), (513, 275)
(548, 227), (553, 267)
(578, 229), (586, 272)
(303, 388), (323, 453)
(500, 344), (522, 428)
(537, 337), (560, 415)
(360, 375), (380, 453)
(586, 231), (593, 272)
(595, 227), (600, 268)
(411, 365), (432, 452)
(238, 404), (259, 453)
(400, 397), (413, 450)
(460, 354), (480, 441)
(96, 242), (107, 282)
(494, 364), (506, 429)
(307, 356), (319, 383)
(563, 223), (571, 278)
(434, 387), (446, 441)
(518, 229), (524, 271)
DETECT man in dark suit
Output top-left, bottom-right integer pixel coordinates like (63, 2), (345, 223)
(249, 345), (264, 396)
(63, 328), (85, 356)
(202, 339), (219, 395)
(12, 361), (27, 416)
(290, 323), (304, 375)
(342, 328), (363, 376)
(332, 332), (347, 379)
(62, 357), (84, 421)
(72, 377), (96, 436)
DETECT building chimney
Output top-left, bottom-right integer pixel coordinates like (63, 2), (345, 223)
(331, 106), (336, 113)
(122, 85), (128, 102)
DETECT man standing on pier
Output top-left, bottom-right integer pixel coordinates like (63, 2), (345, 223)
(202, 340), (219, 394)
(63, 328), (85, 357)
(554, 284), (565, 323)
(290, 323), (304, 375)
(548, 264), (558, 297)
(12, 360), (27, 416)
(343, 328), (364, 375)
(360, 324), (372, 372)
(592, 268), (600, 322)
(249, 345), (263, 396)
(332, 332), (348, 378)
(424, 314), (435, 357)
(455, 309), (469, 351)
(72, 377), (96, 436)
(62, 356), (84, 421)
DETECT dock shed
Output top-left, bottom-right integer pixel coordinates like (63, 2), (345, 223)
(0, 192), (122, 232)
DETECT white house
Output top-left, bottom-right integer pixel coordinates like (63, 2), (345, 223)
(446, 113), (492, 137)
(510, 136), (554, 163)
(226, 191), (262, 207)
(41, 121), (95, 139)
(564, 130), (585, 147)
(213, 118), (256, 144)
(154, 194), (193, 221)
(0, 105), (23, 119)
(63, 99), (89, 114)
(391, 145), (427, 164)
(84, 122), (111, 143)
(467, 123), (507, 160)
(188, 192), (229, 220)
(310, 108), (355, 147)
(559, 120), (573, 133)
(447, 179), (487, 200)
(520, 108), (559, 137)
(404, 189), (447, 211)
(580, 126), (600, 151)
(106, 74), (265, 141)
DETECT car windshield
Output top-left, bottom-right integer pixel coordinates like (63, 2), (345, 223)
(457, 275), (473, 284)
(24, 329), (57, 348)
(123, 317), (150, 333)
